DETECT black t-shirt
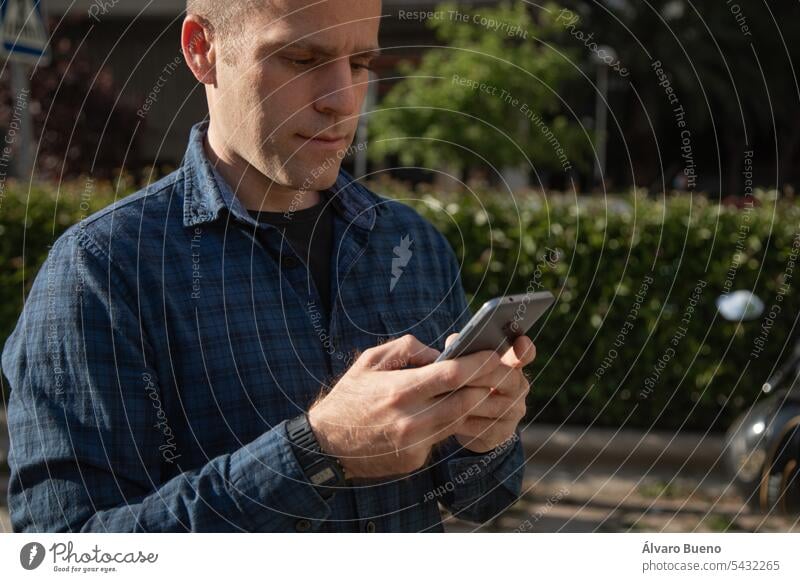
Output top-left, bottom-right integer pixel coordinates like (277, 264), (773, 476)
(248, 199), (334, 317)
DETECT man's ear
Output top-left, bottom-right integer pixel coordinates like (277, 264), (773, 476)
(182, 15), (217, 85)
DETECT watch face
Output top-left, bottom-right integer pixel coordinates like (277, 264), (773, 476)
(310, 466), (338, 486)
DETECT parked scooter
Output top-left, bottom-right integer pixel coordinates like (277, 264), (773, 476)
(718, 290), (800, 514)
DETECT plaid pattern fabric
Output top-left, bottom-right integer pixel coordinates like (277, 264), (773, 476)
(1, 121), (524, 532)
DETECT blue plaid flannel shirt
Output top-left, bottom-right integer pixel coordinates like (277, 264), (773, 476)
(1, 121), (524, 532)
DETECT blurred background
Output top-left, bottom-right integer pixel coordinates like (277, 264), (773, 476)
(1, 0), (800, 532)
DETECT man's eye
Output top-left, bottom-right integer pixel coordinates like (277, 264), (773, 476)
(351, 62), (373, 72)
(286, 57), (316, 67)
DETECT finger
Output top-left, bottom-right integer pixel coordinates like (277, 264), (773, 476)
(435, 386), (524, 423)
(357, 334), (440, 370)
(405, 349), (502, 397)
(463, 366), (528, 397)
(444, 333), (459, 349)
(500, 336), (536, 368)
(492, 368), (530, 398)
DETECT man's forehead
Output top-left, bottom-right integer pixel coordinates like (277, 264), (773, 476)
(253, 0), (382, 53)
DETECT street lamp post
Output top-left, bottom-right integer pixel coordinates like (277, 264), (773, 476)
(592, 45), (617, 190)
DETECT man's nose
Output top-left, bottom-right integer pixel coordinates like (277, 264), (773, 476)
(312, 58), (360, 118)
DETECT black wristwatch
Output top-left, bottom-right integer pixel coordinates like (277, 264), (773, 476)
(286, 414), (346, 499)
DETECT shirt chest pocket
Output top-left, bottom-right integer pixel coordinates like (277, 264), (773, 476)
(378, 308), (457, 353)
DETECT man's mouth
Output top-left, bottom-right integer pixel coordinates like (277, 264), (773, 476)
(295, 133), (349, 151)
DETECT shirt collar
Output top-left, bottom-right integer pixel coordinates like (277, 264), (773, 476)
(181, 121), (378, 231)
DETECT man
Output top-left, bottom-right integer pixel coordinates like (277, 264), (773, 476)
(1, 0), (534, 532)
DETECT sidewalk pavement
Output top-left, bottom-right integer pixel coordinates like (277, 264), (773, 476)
(520, 423), (726, 475)
(444, 424), (799, 533)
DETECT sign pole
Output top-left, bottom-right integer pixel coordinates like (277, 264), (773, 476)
(1, 0), (51, 180)
(10, 59), (33, 179)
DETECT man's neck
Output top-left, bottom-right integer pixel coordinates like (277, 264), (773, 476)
(204, 126), (321, 213)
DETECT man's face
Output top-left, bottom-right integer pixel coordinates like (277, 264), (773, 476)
(211, 0), (381, 192)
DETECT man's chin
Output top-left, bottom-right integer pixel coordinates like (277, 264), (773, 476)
(294, 162), (342, 191)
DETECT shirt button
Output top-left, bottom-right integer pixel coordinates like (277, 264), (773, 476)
(365, 521), (377, 533)
(295, 519), (312, 532)
(281, 255), (300, 269)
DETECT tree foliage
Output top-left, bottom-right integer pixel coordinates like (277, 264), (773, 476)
(369, 2), (590, 176)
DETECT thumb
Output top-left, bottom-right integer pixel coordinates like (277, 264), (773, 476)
(445, 333), (459, 349)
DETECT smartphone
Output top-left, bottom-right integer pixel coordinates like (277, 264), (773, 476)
(435, 291), (555, 362)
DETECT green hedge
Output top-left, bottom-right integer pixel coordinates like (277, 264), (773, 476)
(2, 179), (799, 431)
(380, 181), (800, 431)
(0, 178), (123, 348)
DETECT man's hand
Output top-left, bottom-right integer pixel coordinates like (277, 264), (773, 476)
(308, 335), (506, 479)
(446, 334), (536, 453)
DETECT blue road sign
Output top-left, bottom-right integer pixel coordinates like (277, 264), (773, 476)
(0, 0), (50, 65)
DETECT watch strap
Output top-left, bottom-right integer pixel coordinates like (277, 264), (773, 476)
(286, 414), (346, 499)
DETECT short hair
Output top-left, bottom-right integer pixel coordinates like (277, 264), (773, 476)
(186, 1), (266, 63)
(186, 1), (261, 40)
